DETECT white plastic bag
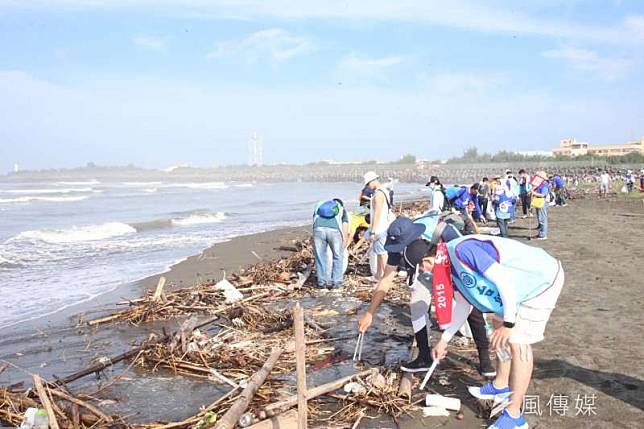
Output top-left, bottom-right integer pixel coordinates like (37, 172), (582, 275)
(214, 279), (243, 304)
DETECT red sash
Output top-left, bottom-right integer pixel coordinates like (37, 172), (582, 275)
(432, 242), (454, 329)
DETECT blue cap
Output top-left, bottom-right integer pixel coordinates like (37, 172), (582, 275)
(384, 217), (426, 253)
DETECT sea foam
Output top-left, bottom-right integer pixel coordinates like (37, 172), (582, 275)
(172, 212), (227, 226)
(0, 196), (90, 204)
(12, 222), (137, 244)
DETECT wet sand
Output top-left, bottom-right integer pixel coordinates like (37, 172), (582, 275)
(2, 197), (644, 428)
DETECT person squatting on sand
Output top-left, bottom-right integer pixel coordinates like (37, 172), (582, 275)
(363, 171), (395, 282)
(358, 216), (565, 429)
(312, 198), (350, 289)
(357, 217), (496, 377)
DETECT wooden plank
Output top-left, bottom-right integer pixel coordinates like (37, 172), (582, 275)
(259, 368), (377, 418)
(32, 374), (60, 429)
(214, 347), (283, 429)
(293, 303), (307, 429)
(152, 276), (167, 302)
(246, 410), (298, 429)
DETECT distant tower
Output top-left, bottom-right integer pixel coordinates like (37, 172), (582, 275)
(13, 163), (19, 173)
(248, 133), (263, 166)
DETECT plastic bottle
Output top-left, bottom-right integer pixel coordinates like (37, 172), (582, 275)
(33, 409), (48, 429)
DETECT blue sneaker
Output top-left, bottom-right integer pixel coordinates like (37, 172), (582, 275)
(487, 409), (528, 429)
(468, 381), (510, 400)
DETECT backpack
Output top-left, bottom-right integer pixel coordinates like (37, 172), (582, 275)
(316, 200), (340, 218)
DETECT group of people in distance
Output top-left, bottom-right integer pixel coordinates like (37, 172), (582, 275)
(311, 169), (572, 429)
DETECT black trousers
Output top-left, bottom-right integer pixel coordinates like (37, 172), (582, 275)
(467, 307), (490, 353)
(520, 193), (531, 215)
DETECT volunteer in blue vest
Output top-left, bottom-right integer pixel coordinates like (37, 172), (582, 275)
(531, 171), (550, 240)
(518, 169), (532, 218)
(445, 185), (476, 234)
(357, 217), (496, 377)
(624, 170), (634, 193)
(493, 179), (515, 238)
(426, 232), (564, 429)
(312, 198), (350, 289)
(504, 170), (520, 222)
(552, 174), (567, 206)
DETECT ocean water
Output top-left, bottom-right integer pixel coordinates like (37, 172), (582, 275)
(0, 179), (425, 329)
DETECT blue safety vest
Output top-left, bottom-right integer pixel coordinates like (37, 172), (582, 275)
(413, 213), (439, 241)
(446, 235), (560, 313)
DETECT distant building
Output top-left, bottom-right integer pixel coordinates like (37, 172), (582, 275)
(517, 151), (553, 157)
(552, 137), (644, 157)
(13, 163), (19, 173)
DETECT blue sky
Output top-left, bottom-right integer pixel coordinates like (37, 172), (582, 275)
(1, 1), (643, 171)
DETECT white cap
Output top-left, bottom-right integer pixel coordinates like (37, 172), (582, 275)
(363, 171), (379, 186)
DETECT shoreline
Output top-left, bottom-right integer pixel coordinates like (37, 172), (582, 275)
(0, 224), (310, 389)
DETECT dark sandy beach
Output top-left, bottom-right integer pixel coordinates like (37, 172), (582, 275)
(2, 197), (644, 428)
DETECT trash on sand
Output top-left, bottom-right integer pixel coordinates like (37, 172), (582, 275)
(214, 279), (244, 304)
(366, 372), (387, 390)
(343, 381), (367, 394)
(422, 406), (450, 417)
(20, 408), (48, 429)
(425, 394), (461, 411)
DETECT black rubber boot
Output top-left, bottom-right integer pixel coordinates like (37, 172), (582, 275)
(401, 327), (433, 373)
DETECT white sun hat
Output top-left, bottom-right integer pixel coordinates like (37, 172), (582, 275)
(363, 171), (379, 186)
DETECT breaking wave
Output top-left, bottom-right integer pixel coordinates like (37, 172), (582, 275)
(165, 182), (228, 190)
(172, 212), (227, 226)
(57, 180), (100, 185)
(1, 187), (94, 194)
(11, 222), (136, 244)
(0, 196), (89, 204)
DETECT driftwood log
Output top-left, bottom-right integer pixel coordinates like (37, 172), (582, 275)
(32, 374), (60, 429)
(213, 347), (283, 429)
(293, 303), (307, 429)
(398, 344), (418, 399)
(246, 410), (298, 429)
(259, 368), (377, 419)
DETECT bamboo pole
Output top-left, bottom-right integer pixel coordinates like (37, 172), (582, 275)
(293, 303), (307, 429)
(32, 374), (60, 429)
(214, 347), (283, 429)
(259, 368), (377, 418)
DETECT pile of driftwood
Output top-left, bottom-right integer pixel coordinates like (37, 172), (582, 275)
(1, 199), (459, 429)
